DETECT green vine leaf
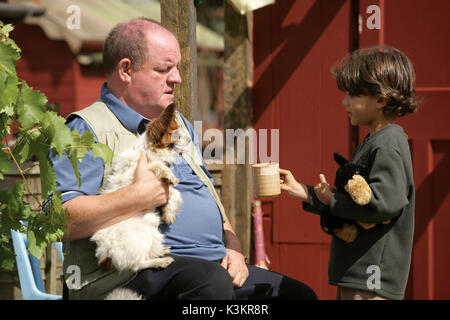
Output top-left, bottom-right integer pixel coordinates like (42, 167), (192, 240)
(41, 111), (74, 157)
(0, 234), (15, 270)
(0, 22), (113, 268)
(16, 83), (47, 130)
(0, 71), (19, 115)
(12, 129), (42, 163)
(27, 192), (67, 259)
(0, 40), (20, 76)
(0, 182), (32, 232)
(0, 150), (11, 179)
(92, 143), (113, 164)
(38, 151), (56, 201)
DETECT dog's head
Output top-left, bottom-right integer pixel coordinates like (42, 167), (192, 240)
(146, 104), (179, 149)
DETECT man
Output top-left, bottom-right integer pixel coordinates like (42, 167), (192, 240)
(54, 18), (316, 300)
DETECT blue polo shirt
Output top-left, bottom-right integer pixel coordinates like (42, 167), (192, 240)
(52, 83), (226, 261)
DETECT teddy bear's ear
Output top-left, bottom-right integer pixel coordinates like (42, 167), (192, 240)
(344, 174), (372, 205)
(333, 153), (349, 166)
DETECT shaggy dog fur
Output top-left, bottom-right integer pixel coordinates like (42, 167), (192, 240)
(90, 104), (182, 299)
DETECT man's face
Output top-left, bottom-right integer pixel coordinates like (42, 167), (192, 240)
(127, 31), (182, 118)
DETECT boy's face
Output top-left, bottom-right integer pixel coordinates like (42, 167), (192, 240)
(342, 93), (385, 129)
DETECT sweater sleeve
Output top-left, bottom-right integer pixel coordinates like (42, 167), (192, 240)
(330, 148), (409, 223)
(302, 185), (326, 215)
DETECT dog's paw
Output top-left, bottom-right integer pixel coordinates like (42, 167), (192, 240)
(167, 173), (179, 186)
(163, 215), (176, 224)
(155, 256), (174, 269)
(162, 246), (171, 255)
(161, 189), (181, 224)
(162, 209), (177, 224)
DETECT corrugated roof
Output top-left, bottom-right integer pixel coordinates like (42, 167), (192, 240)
(8, 0), (224, 53)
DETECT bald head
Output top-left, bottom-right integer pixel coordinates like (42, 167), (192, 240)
(102, 18), (176, 76)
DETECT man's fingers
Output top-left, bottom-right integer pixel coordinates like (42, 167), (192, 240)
(220, 256), (228, 269)
(137, 151), (147, 167)
(233, 272), (245, 288)
(319, 174), (327, 184)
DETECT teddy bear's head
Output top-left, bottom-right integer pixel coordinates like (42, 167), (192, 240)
(333, 153), (371, 205)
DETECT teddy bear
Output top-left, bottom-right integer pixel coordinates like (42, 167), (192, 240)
(319, 153), (390, 243)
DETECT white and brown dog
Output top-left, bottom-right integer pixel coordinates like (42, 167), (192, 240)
(90, 104), (182, 299)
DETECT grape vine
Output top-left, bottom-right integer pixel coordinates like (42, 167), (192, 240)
(0, 22), (112, 269)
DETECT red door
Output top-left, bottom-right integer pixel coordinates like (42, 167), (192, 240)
(253, 0), (450, 300)
(358, 0), (450, 300)
(253, 0), (352, 299)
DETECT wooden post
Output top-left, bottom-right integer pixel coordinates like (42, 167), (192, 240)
(160, 0), (197, 121)
(222, 2), (253, 259)
(160, 1), (253, 259)
(45, 245), (58, 294)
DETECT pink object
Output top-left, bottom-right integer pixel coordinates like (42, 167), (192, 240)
(253, 200), (268, 269)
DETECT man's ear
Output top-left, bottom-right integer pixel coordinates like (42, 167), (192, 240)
(117, 58), (132, 83)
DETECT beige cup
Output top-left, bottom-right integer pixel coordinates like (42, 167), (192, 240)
(252, 162), (281, 198)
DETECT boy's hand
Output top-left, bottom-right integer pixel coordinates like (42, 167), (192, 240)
(314, 174), (334, 205)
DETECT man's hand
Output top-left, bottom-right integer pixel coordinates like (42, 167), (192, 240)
(279, 168), (309, 202)
(220, 222), (249, 288)
(63, 151), (171, 241)
(133, 151), (169, 210)
(314, 174), (334, 205)
(221, 247), (248, 288)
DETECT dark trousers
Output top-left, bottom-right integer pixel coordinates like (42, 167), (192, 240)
(124, 255), (317, 300)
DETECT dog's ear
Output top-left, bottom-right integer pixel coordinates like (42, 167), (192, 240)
(146, 104), (179, 148)
(333, 152), (349, 166)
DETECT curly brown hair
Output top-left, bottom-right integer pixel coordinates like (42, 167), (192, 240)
(332, 46), (418, 117)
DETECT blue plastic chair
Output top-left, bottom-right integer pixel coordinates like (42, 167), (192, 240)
(10, 229), (64, 300)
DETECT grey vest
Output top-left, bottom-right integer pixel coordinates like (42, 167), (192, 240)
(63, 100), (139, 300)
(62, 100), (227, 299)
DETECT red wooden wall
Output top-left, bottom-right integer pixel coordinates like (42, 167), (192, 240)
(356, 0), (450, 300)
(362, 0), (450, 300)
(12, 22), (105, 118)
(253, 0), (351, 300)
(253, 0), (450, 300)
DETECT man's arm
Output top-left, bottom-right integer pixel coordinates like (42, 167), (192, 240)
(220, 216), (249, 288)
(63, 152), (169, 241)
(279, 168), (310, 202)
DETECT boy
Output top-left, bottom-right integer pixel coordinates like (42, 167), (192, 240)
(280, 46), (417, 300)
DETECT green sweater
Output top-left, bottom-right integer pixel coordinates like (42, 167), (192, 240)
(303, 124), (415, 299)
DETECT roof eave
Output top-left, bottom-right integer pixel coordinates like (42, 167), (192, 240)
(0, 3), (46, 22)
